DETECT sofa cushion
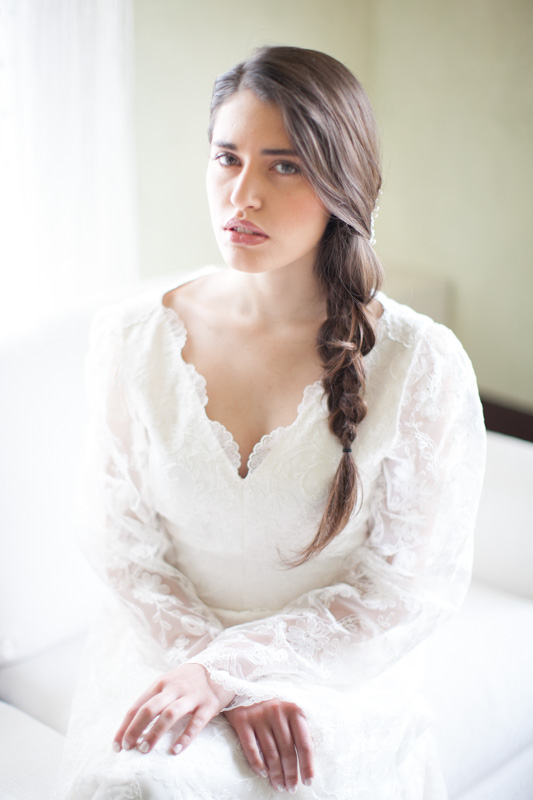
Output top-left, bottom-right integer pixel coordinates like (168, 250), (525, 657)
(0, 276), (175, 668)
(424, 582), (533, 798)
(0, 632), (87, 735)
(473, 431), (533, 601)
(455, 742), (533, 800)
(0, 700), (64, 800)
(0, 308), (104, 667)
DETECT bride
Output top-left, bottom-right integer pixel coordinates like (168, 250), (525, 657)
(55, 45), (485, 799)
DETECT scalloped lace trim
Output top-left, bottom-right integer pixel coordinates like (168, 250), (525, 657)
(246, 380), (324, 473)
(204, 380), (324, 478)
(202, 668), (279, 709)
(209, 420), (242, 471)
(159, 296), (396, 477)
(182, 362), (208, 406)
(160, 303), (328, 478)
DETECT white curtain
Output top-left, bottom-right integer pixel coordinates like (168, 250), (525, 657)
(0, 0), (138, 339)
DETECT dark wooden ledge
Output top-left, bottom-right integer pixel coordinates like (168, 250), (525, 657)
(481, 397), (533, 443)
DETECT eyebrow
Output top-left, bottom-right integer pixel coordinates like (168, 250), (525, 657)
(212, 141), (297, 157)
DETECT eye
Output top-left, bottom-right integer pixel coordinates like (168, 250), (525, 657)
(214, 152), (240, 167)
(273, 161), (300, 176)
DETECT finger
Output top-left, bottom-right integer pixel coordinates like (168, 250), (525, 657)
(171, 705), (215, 755)
(289, 712), (314, 787)
(115, 689), (171, 751)
(271, 717), (299, 793)
(256, 727), (286, 793)
(230, 719), (268, 777)
(135, 696), (194, 753)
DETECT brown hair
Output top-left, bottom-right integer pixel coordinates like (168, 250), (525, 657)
(209, 46), (383, 564)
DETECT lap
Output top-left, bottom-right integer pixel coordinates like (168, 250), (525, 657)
(55, 619), (443, 799)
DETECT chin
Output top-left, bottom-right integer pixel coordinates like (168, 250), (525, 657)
(219, 246), (273, 274)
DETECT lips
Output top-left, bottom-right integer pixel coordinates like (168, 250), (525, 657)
(223, 217), (269, 246)
(224, 218), (268, 237)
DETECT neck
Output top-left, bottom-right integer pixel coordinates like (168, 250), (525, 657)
(228, 262), (327, 326)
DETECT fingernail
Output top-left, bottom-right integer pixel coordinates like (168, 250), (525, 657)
(112, 742), (121, 753)
(173, 744), (183, 755)
(259, 770), (268, 778)
(304, 778), (313, 787)
(138, 741), (149, 754)
(275, 786), (284, 793)
(122, 741), (132, 751)
(289, 788), (297, 795)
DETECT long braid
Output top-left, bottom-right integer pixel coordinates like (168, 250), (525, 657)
(292, 221), (382, 565)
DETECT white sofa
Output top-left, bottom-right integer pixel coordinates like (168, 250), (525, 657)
(1, 280), (533, 799)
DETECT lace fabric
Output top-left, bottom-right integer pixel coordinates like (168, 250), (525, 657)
(160, 301), (326, 479)
(54, 275), (486, 799)
(187, 316), (485, 706)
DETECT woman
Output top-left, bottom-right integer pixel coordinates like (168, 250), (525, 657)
(56, 46), (485, 799)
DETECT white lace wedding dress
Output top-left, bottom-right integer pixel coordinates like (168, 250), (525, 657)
(54, 269), (486, 800)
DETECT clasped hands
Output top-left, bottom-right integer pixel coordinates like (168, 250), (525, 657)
(113, 663), (314, 793)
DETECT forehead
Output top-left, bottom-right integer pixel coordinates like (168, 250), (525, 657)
(211, 89), (291, 147)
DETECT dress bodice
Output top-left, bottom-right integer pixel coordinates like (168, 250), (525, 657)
(78, 267), (485, 706)
(108, 279), (427, 623)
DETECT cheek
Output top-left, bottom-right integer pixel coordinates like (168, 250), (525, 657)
(290, 193), (330, 240)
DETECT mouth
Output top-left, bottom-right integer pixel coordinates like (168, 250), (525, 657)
(223, 218), (269, 246)
(224, 218), (268, 237)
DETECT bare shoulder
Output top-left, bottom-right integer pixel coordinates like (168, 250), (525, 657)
(162, 270), (232, 326)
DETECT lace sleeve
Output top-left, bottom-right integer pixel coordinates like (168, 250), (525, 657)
(78, 306), (223, 667)
(188, 324), (486, 707)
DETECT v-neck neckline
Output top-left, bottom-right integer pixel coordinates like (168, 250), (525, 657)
(159, 300), (324, 481)
(157, 268), (386, 481)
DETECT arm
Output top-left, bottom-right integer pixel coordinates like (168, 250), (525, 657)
(81, 306), (237, 756)
(187, 324), (486, 704)
(78, 305), (223, 668)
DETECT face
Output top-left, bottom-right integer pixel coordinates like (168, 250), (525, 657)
(206, 89), (330, 277)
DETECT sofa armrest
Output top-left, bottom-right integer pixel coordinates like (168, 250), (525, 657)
(473, 431), (533, 600)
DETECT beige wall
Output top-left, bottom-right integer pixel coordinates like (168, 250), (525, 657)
(370, 0), (533, 411)
(134, 0), (533, 411)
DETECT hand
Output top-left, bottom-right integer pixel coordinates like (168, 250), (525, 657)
(113, 663), (235, 755)
(224, 699), (314, 793)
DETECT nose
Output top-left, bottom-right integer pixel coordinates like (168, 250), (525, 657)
(230, 164), (262, 211)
